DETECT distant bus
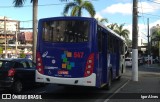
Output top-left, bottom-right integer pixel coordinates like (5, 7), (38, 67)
(36, 17), (126, 89)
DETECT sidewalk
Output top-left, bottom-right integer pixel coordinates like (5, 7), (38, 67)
(107, 64), (160, 102)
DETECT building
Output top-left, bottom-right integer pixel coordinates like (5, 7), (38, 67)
(0, 16), (32, 58)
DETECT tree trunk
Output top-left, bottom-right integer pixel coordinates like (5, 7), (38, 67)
(32, 0), (38, 62)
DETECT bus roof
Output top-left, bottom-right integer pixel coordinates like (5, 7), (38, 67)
(39, 16), (93, 21)
(98, 21), (126, 42)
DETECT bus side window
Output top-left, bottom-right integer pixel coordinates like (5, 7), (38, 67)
(97, 26), (103, 52)
(107, 33), (110, 52)
(112, 37), (115, 53)
(109, 35), (113, 53)
(120, 41), (124, 54)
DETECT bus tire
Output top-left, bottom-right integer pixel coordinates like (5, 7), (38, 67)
(106, 70), (112, 90)
(117, 66), (123, 80)
(117, 76), (121, 80)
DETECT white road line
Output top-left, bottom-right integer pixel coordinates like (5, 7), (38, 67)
(104, 79), (130, 102)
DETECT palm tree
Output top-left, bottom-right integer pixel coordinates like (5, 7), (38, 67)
(13, 0), (67, 62)
(96, 18), (108, 24)
(114, 24), (130, 39)
(107, 23), (118, 30)
(63, 0), (95, 17)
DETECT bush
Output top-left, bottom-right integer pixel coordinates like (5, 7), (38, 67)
(20, 52), (26, 58)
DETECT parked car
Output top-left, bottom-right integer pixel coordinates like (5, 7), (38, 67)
(0, 58), (37, 93)
(125, 57), (143, 67)
(125, 58), (132, 67)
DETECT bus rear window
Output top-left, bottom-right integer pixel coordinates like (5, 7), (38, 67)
(42, 20), (90, 42)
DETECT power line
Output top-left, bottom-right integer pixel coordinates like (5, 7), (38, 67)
(147, 0), (160, 4)
(139, 0), (148, 39)
(20, 20), (32, 22)
(0, 0), (98, 8)
(0, 3), (69, 8)
(140, 35), (148, 40)
(137, 6), (160, 10)
(141, 13), (160, 18)
(139, 0), (147, 30)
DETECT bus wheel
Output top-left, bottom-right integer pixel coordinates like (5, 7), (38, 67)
(106, 70), (112, 90)
(117, 76), (121, 80)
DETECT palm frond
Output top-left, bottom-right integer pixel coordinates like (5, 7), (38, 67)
(82, 1), (95, 17)
(71, 6), (79, 16)
(13, 0), (26, 7)
(100, 18), (108, 23)
(63, 2), (76, 15)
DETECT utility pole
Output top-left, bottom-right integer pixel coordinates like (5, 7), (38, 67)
(132, 0), (138, 81)
(32, 0), (38, 62)
(4, 16), (7, 58)
(147, 18), (151, 65)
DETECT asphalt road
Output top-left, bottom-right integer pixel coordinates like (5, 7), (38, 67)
(0, 73), (129, 102)
(21, 75), (129, 102)
(2, 64), (159, 102)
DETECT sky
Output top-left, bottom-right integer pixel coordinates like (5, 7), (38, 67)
(0, 0), (160, 43)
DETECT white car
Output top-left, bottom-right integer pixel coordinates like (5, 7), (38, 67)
(125, 58), (132, 67)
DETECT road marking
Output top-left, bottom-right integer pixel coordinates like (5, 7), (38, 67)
(104, 79), (130, 102)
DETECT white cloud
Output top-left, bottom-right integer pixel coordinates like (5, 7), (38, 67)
(125, 20), (160, 44)
(154, 0), (160, 3)
(150, 20), (160, 27)
(102, 3), (132, 15)
(138, 2), (160, 13)
(94, 13), (103, 19)
(101, 2), (160, 15)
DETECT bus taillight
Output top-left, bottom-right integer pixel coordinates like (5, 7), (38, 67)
(36, 52), (44, 74)
(84, 53), (94, 77)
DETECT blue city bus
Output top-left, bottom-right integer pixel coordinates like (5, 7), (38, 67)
(36, 17), (126, 89)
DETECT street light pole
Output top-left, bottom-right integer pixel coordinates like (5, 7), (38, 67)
(132, 0), (138, 81)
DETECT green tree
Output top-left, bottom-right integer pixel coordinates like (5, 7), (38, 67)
(96, 18), (108, 24)
(107, 23), (118, 30)
(114, 24), (130, 39)
(20, 51), (26, 58)
(13, 0), (68, 62)
(153, 29), (160, 37)
(63, 0), (95, 17)
(0, 47), (3, 58)
(152, 29), (160, 48)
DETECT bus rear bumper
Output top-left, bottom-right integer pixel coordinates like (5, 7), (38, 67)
(36, 71), (96, 87)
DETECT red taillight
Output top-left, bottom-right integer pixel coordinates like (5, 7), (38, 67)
(8, 68), (15, 77)
(36, 52), (44, 74)
(84, 53), (94, 77)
